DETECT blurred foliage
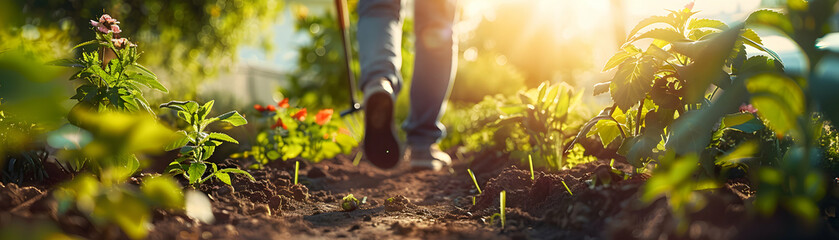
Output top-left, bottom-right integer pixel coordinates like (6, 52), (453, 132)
(55, 174), (184, 239)
(284, 1), (414, 109)
(3, 0), (283, 101)
(450, 52), (525, 103)
(51, 110), (176, 184)
(460, 2), (594, 88)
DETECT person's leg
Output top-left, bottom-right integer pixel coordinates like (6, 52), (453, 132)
(357, 0), (404, 93)
(403, 0), (457, 147)
(357, 0), (404, 169)
(402, 0), (458, 171)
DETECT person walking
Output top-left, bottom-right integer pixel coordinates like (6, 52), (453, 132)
(356, 0), (457, 171)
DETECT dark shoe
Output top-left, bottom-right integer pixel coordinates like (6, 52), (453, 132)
(406, 144), (451, 171)
(362, 79), (400, 169)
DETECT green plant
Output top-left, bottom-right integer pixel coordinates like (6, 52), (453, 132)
(578, 3), (778, 169)
(160, 100), (253, 186)
(294, 160), (300, 185)
(341, 193), (359, 211)
(489, 190), (507, 228)
(467, 169), (482, 194)
(497, 81), (586, 169)
(236, 99), (355, 165)
(54, 174), (184, 239)
(52, 14), (167, 115)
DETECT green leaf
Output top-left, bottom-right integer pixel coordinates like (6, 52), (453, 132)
(740, 35), (784, 65)
(126, 72), (168, 93)
(187, 163), (207, 185)
(218, 168), (255, 181)
(201, 145), (216, 161)
(215, 172), (231, 185)
(214, 111), (248, 126)
(593, 82), (610, 96)
(141, 175), (185, 209)
(745, 9), (793, 36)
(715, 141), (758, 170)
(688, 18), (728, 31)
(283, 144), (303, 160)
(198, 100), (215, 122)
(730, 118), (765, 133)
(746, 73), (804, 134)
(722, 113), (755, 127)
(626, 16), (678, 42)
(48, 58), (84, 68)
(72, 40), (99, 50)
(603, 45), (641, 72)
(208, 132), (238, 144)
(610, 55), (657, 111)
(166, 130), (192, 151)
(131, 63), (158, 79)
(499, 105), (526, 115)
(627, 28), (687, 44)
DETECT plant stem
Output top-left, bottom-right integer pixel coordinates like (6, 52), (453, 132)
(294, 160), (299, 185)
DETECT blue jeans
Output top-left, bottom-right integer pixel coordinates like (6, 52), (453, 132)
(357, 0), (457, 146)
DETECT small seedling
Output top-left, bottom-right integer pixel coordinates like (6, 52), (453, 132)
(294, 160), (300, 185)
(528, 154), (535, 180)
(468, 169), (482, 194)
(352, 151), (362, 166)
(500, 190), (506, 228)
(341, 194), (360, 211)
(562, 180), (573, 195)
(161, 100), (254, 186)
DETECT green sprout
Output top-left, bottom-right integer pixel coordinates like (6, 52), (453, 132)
(500, 190), (506, 228)
(562, 180), (573, 196)
(341, 194), (359, 211)
(294, 160), (300, 185)
(352, 151), (362, 166)
(468, 169), (482, 194)
(528, 154), (535, 180)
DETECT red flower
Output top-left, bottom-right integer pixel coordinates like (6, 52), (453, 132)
(293, 108), (307, 121)
(315, 109), (333, 125)
(254, 104), (265, 112)
(271, 118), (288, 130)
(323, 133), (330, 140)
(278, 98), (290, 108)
(266, 105), (276, 112)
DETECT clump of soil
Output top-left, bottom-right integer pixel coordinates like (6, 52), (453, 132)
(384, 195), (415, 212)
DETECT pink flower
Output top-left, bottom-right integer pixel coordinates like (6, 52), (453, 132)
(110, 24), (121, 34)
(111, 38), (135, 48)
(739, 104), (757, 114)
(684, 1), (695, 11)
(91, 14), (122, 34)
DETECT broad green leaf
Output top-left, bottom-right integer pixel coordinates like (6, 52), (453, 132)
(131, 63), (158, 79)
(610, 55), (657, 111)
(141, 175), (185, 209)
(215, 172), (232, 185)
(740, 36), (784, 65)
(645, 44), (672, 61)
(715, 141), (758, 170)
(201, 145), (216, 161)
(730, 118), (765, 133)
(208, 132), (238, 144)
(198, 100), (215, 122)
(542, 84), (560, 111)
(214, 111), (248, 126)
(593, 82), (610, 96)
(746, 73), (804, 134)
(166, 131), (192, 151)
(688, 18), (728, 31)
(283, 144), (303, 159)
(722, 112), (755, 127)
(626, 16), (678, 42)
(592, 120), (622, 147)
(745, 9), (793, 35)
(627, 28), (687, 44)
(187, 163), (207, 185)
(127, 72), (168, 93)
(603, 45), (641, 72)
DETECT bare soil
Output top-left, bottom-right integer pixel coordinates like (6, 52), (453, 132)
(2, 148), (839, 239)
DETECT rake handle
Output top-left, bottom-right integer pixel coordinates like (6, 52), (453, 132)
(336, 0), (362, 117)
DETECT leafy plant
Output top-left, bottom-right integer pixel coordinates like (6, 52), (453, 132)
(497, 81), (586, 169)
(579, 3), (779, 169)
(235, 98), (356, 165)
(54, 174), (184, 239)
(52, 14), (167, 115)
(160, 100), (253, 186)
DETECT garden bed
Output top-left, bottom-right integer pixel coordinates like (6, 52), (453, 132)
(3, 147), (836, 239)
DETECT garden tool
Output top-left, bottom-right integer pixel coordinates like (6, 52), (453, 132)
(335, 0), (361, 117)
